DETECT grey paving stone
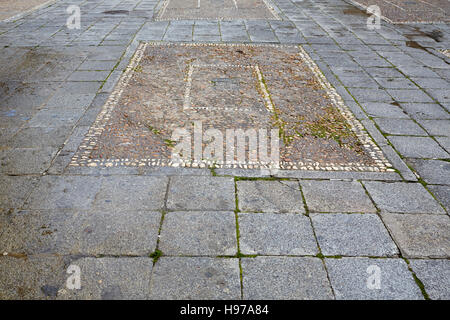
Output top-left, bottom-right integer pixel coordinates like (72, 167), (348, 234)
(159, 211), (237, 256)
(242, 257), (333, 300)
(57, 257), (152, 300)
(99, 69), (121, 93)
(220, 25), (249, 42)
(409, 259), (450, 300)
(382, 213), (450, 258)
(238, 213), (318, 255)
(164, 28), (193, 42)
(373, 77), (416, 89)
(387, 89), (434, 103)
(400, 103), (450, 120)
(77, 60), (117, 71)
(67, 71), (110, 82)
(136, 30), (166, 41)
(363, 67), (404, 78)
(27, 108), (85, 127)
(6, 126), (71, 148)
(167, 176), (235, 211)
(436, 137), (450, 153)
(222, 34), (251, 42)
(388, 136), (449, 159)
(347, 88), (392, 102)
(0, 254), (66, 300)
(150, 257), (241, 300)
(193, 34), (221, 42)
(276, 31), (304, 44)
(360, 102), (409, 118)
(325, 258), (423, 300)
(407, 159), (450, 185)
(24, 175), (102, 210)
(0, 210), (161, 256)
(418, 120), (450, 137)
(301, 180), (376, 213)
(44, 93), (96, 109)
(311, 213), (398, 257)
(410, 77), (450, 89)
(0, 175), (39, 209)
(375, 118), (427, 136)
(236, 180), (304, 213)
(246, 22), (278, 42)
(364, 182), (445, 214)
(427, 89), (450, 103)
(194, 24), (220, 36)
(397, 66), (439, 78)
(2, 85), (57, 108)
(329, 66), (367, 79)
(0, 147), (57, 174)
(353, 56), (391, 68)
(339, 76), (379, 88)
(60, 125), (89, 152)
(57, 81), (103, 94)
(92, 176), (168, 211)
(428, 185), (450, 212)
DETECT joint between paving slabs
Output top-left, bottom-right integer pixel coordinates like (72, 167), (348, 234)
(233, 179), (244, 299)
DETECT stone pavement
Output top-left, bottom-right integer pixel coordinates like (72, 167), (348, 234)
(0, 0), (57, 22)
(0, 0), (449, 300)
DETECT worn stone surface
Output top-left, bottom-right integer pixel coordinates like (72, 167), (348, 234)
(237, 180), (304, 213)
(311, 213), (398, 257)
(150, 257), (241, 299)
(159, 211), (237, 255)
(364, 182), (445, 214)
(92, 176), (168, 210)
(0, 175), (39, 209)
(301, 180), (376, 213)
(382, 213), (450, 258)
(325, 258), (423, 300)
(24, 176), (102, 210)
(167, 176), (235, 211)
(418, 120), (450, 137)
(428, 185), (450, 212)
(388, 136), (449, 159)
(400, 103), (450, 120)
(0, 254), (66, 300)
(0, 147), (57, 174)
(409, 259), (450, 300)
(406, 159), (450, 185)
(57, 257), (152, 300)
(238, 213), (318, 255)
(0, 210), (161, 255)
(242, 256), (334, 299)
(374, 118), (426, 136)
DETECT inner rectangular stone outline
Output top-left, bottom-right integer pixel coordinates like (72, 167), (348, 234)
(155, 0), (281, 21)
(183, 63), (274, 112)
(70, 42), (394, 172)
